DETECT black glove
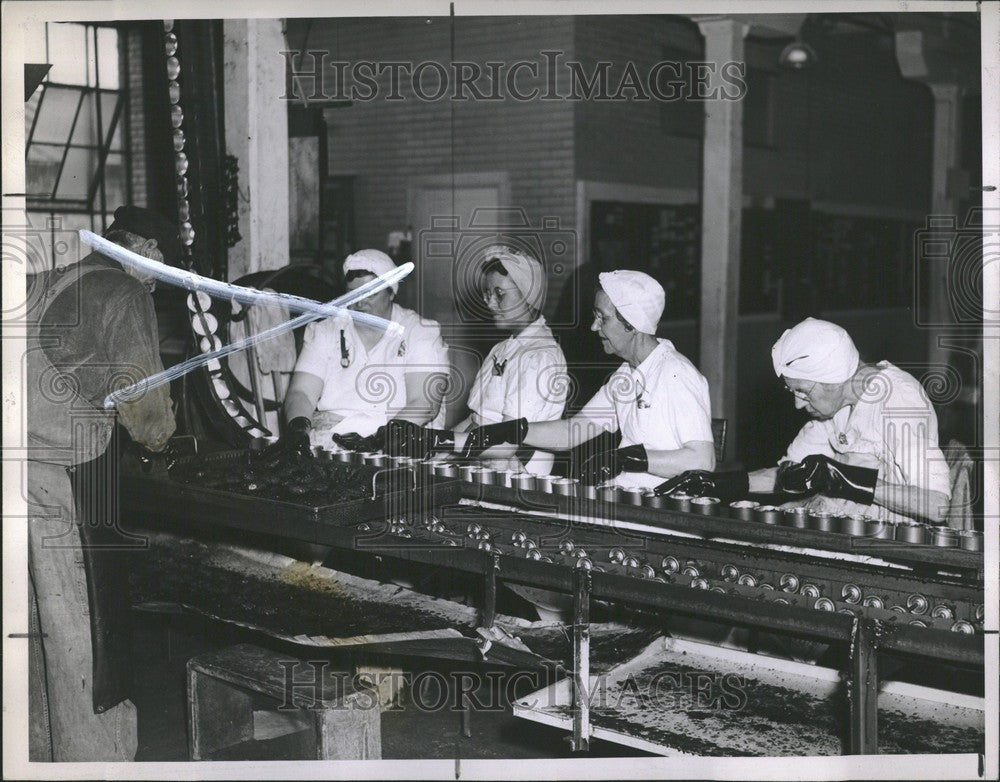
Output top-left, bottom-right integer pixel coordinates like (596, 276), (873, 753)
(653, 470), (749, 502)
(259, 416), (313, 467)
(776, 455), (878, 506)
(461, 417), (528, 459)
(580, 444), (648, 486)
(334, 418), (455, 460)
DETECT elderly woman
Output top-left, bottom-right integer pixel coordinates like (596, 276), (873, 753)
(278, 249), (450, 452)
(662, 318), (952, 524)
(379, 269), (715, 488)
(453, 245), (567, 473)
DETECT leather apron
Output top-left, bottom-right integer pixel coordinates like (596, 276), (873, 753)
(27, 262), (133, 713)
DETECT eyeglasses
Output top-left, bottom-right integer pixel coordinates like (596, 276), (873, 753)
(482, 286), (519, 306)
(784, 381), (818, 400)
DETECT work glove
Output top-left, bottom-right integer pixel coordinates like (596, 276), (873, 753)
(334, 418), (455, 460)
(259, 416), (313, 467)
(653, 470), (749, 503)
(130, 436), (198, 476)
(461, 417), (528, 459)
(579, 444), (648, 486)
(776, 455), (878, 506)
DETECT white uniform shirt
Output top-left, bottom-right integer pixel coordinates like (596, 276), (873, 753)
(294, 303), (449, 439)
(780, 361), (951, 523)
(467, 317), (567, 474)
(578, 339), (714, 489)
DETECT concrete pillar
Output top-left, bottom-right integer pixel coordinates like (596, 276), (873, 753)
(696, 17), (749, 460)
(223, 19), (290, 280)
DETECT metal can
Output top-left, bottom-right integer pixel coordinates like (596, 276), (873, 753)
(690, 577), (710, 590)
(552, 477), (578, 496)
(839, 515), (867, 536)
(466, 522), (482, 537)
(576, 557), (593, 571)
(889, 605), (907, 614)
(660, 555), (680, 573)
(623, 556), (640, 569)
(643, 491), (666, 508)
(783, 507), (810, 528)
(895, 522), (928, 545)
(950, 621), (975, 634)
(526, 548), (542, 561)
(666, 493), (693, 512)
(800, 583), (821, 598)
(720, 564), (740, 582)
(511, 530), (527, 546)
(779, 573), (800, 593)
(728, 500), (759, 521)
(434, 462), (459, 478)
(862, 595), (885, 609)
(579, 483), (598, 500)
(931, 526), (958, 548)
(558, 540), (575, 555)
(841, 584), (862, 604)
(754, 505), (783, 525)
(620, 487), (645, 506)
(598, 485), (619, 504)
(311, 446), (333, 461)
(737, 573), (758, 587)
(477, 540), (493, 552)
(496, 469), (518, 488)
(473, 466), (496, 485)
(459, 464), (479, 483)
(511, 473), (536, 492)
(866, 518), (895, 540)
(681, 565), (700, 578)
(639, 564), (657, 579)
(808, 511), (836, 532)
(710, 586), (727, 594)
(959, 530), (984, 551)
(609, 547), (627, 564)
(909, 619), (928, 628)
(906, 593), (928, 615)
(361, 452), (386, 467)
(814, 598), (835, 612)
(334, 449), (355, 464)
(930, 604), (955, 620)
(690, 496), (721, 515)
(524, 539), (538, 550)
(759, 583), (775, 591)
(975, 604), (985, 622)
(534, 474), (555, 493)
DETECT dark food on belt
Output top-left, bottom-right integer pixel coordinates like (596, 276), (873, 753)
(170, 450), (389, 505)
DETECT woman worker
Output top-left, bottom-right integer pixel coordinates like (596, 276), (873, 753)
(661, 318), (952, 524)
(453, 245), (567, 474)
(378, 269), (715, 487)
(276, 249), (450, 453)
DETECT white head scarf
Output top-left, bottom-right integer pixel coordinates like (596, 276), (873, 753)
(484, 245), (546, 314)
(598, 270), (665, 335)
(771, 317), (860, 384)
(343, 249), (399, 295)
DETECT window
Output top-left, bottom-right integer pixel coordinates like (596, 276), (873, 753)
(25, 22), (127, 267)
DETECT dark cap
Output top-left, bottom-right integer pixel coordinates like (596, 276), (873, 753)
(106, 205), (185, 265)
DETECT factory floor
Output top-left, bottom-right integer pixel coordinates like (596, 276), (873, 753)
(131, 611), (649, 762)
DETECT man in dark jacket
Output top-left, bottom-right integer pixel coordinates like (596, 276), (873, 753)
(27, 206), (180, 761)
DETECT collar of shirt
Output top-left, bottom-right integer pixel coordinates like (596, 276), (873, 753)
(626, 337), (672, 378)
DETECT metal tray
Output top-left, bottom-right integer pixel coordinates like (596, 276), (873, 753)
(121, 449), (463, 539)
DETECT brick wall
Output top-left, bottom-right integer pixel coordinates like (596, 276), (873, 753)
(294, 16), (577, 253)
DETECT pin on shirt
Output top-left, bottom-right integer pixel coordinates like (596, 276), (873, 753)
(492, 356), (508, 377)
(635, 380), (651, 409)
